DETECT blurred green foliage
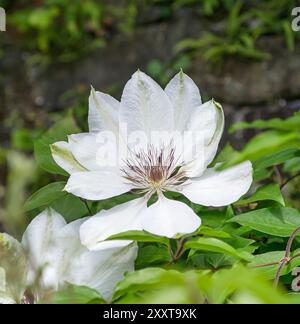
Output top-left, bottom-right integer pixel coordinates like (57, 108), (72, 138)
(176, 0), (299, 64)
(1, 0), (298, 64)
(4, 0), (140, 63)
(0, 152), (37, 239)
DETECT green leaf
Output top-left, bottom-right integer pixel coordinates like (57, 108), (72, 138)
(222, 235), (256, 252)
(222, 131), (300, 168)
(50, 194), (89, 222)
(235, 184), (285, 207)
(253, 148), (300, 171)
(214, 144), (239, 165)
(34, 115), (80, 175)
(25, 182), (88, 222)
(45, 285), (105, 304)
(229, 208), (300, 237)
(113, 268), (170, 301)
(283, 157), (300, 173)
(230, 115), (300, 133)
(195, 226), (232, 239)
(189, 253), (236, 269)
(136, 245), (171, 269)
(24, 182), (67, 212)
(249, 249), (300, 280)
(200, 209), (229, 229)
(253, 167), (273, 182)
(34, 139), (67, 175)
(184, 237), (253, 262)
(106, 230), (170, 246)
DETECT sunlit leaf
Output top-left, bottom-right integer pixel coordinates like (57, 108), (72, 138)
(107, 230), (170, 246)
(44, 284), (105, 304)
(24, 182), (67, 212)
(229, 208), (300, 237)
(185, 237), (253, 261)
(235, 184), (285, 207)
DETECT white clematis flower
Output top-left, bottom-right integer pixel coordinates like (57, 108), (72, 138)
(51, 71), (253, 249)
(0, 209), (137, 304)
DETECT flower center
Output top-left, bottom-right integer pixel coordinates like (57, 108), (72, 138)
(121, 143), (187, 194)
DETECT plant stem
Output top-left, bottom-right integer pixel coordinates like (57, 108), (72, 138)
(174, 238), (187, 260)
(289, 253), (300, 262)
(273, 226), (300, 288)
(81, 198), (92, 215)
(280, 172), (300, 190)
(273, 166), (283, 186)
(251, 262), (279, 269)
(169, 238), (187, 263)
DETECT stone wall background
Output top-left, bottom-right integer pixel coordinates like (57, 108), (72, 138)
(1, 8), (300, 146)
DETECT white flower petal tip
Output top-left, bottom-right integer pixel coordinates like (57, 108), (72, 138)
(165, 70), (202, 131)
(50, 141), (86, 174)
(120, 70), (174, 136)
(141, 196), (201, 239)
(182, 160), (253, 207)
(88, 86), (120, 134)
(79, 198), (146, 250)
(179, 99), (225, 178)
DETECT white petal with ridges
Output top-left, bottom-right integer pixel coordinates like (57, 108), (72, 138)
(165, 71), (201, 131)
(68, 133), (100, 171)
(182, 161), (253, 207)
(182, 100), (225, 177)
(120, 71), (174, 140)
(141, 196), (201, 238)
(51, 141), (86, 174)
(21, 209), (67, 290)
(88, 88), (120, 134)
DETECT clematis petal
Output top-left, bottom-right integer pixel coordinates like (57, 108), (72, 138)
(68, 132), (120, 172)
(182, 161), (253, 207)
(65, 171), (132, 201)
(182, 100), (225, 177)
(63, 226), (138, 301)
(88, 87), (120, 134)
(22, 209), (137, 301)
(68, 133), (100, 171)
(120, 71), (174, 142)
(79, 243), (138, 301)
(80, 198), (146, 251)
(165, 71), (202, 131)
(141, 195), (201, 238)
(50, 141), (86, 174)
(0, 234), (28, 304)
(0, 268), (17, 304)
(51, 216), (137, 300)
(21, 208), (67, 290)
